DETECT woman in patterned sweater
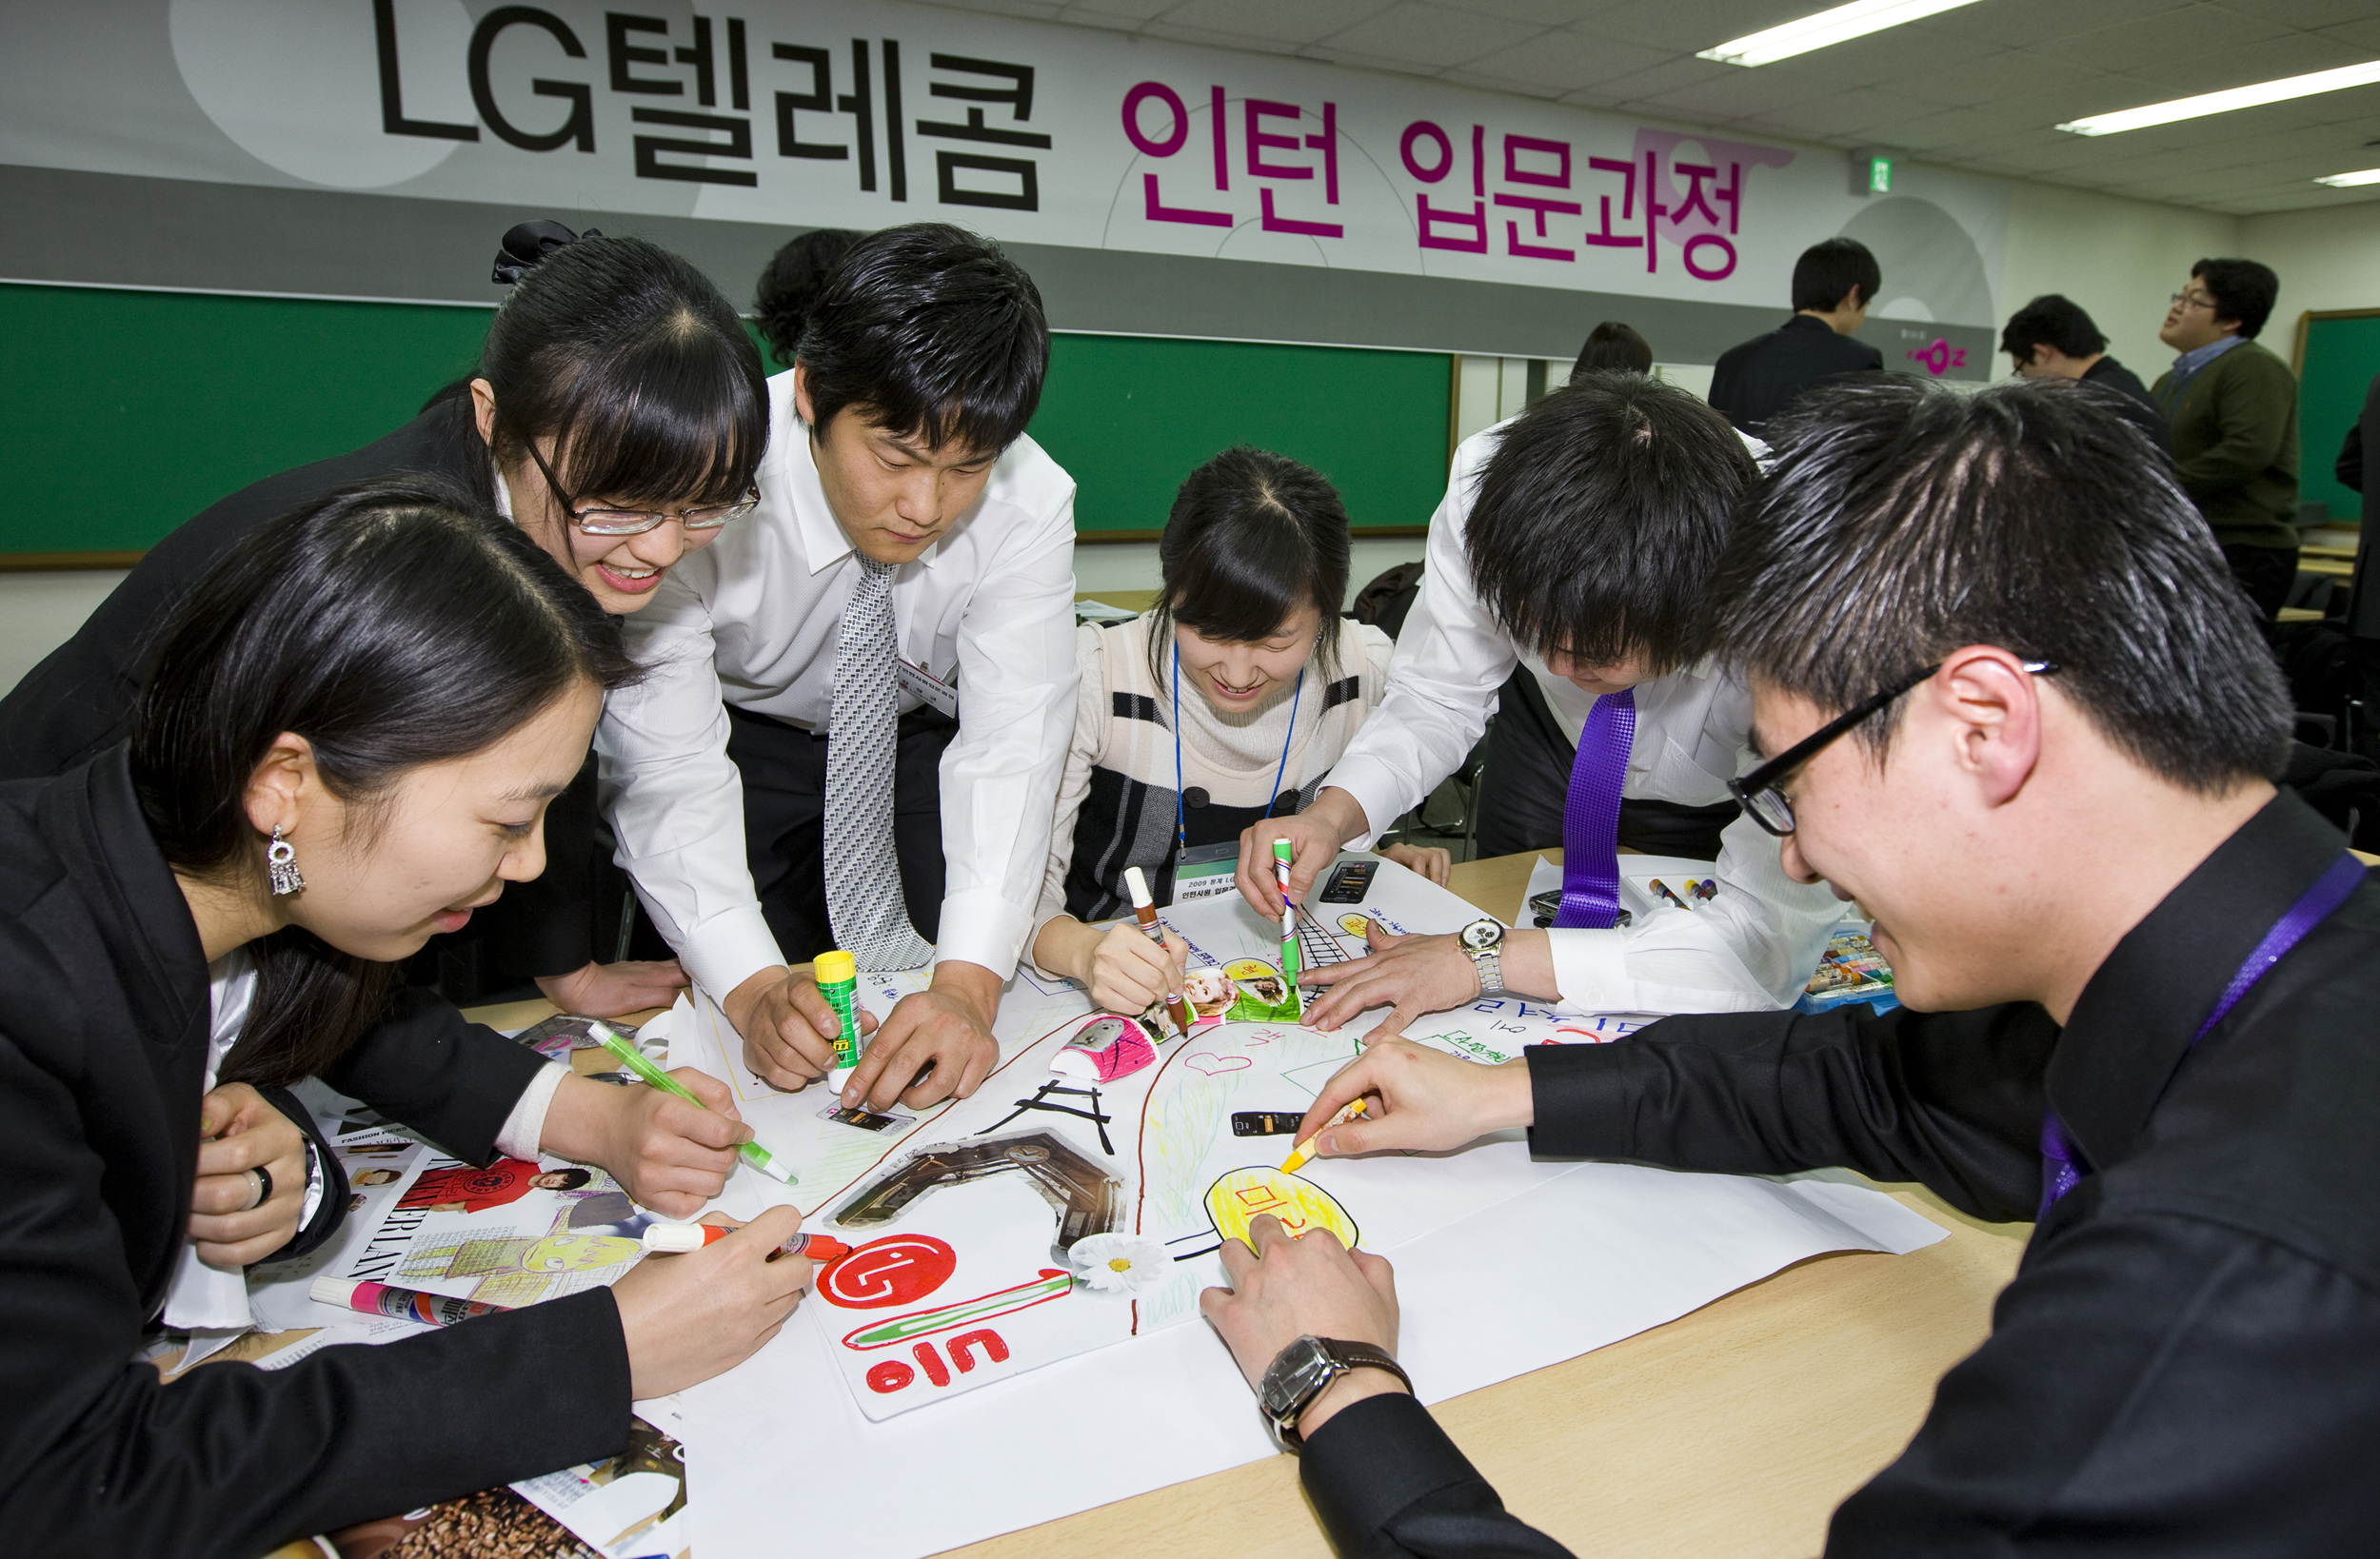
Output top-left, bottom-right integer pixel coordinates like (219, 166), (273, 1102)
(1029, 448), (1446, 1014)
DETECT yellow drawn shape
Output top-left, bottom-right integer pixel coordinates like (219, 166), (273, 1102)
(1221, 957), (1280, 981)
(1338, 914), (1373, 937)
(1205, 1167), (1360, 1249)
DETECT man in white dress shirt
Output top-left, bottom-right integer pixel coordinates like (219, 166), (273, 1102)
(1244, 373), (1843, 1029)
(601, 225), (1078, 1110)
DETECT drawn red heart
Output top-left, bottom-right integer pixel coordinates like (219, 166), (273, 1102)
(1184, 1053), (1251, 1076)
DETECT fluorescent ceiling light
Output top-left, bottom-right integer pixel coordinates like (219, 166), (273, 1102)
(1697, 0), (1986, 69)
(2315, 168), (2380, 187)
(2058, 61), (2380, 136)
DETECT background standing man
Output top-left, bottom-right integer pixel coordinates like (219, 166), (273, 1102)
(2152, 258), (2299, 620)
(2000, 292), (2167, 450)
(1709, 237), (1885, 434)
(601, 224), (1078, 1114)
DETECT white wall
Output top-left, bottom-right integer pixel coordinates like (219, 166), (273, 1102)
(0, 571), (127, 698)
(2240, 201), (2380, 362)
(1998, 181), (2239, 382)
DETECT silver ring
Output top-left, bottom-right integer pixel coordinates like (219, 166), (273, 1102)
(247, 1165), (272, 1211)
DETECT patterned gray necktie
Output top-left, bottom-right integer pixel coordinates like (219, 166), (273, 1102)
(823, 557), (935, 970)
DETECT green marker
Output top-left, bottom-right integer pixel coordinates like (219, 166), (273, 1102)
(588, 1020), (794, 1184)
(1273, 838), (1302, 1017)
(814, 949), (863, 1069)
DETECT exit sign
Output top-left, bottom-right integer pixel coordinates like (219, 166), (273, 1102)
(1852, 150), (1893, 196)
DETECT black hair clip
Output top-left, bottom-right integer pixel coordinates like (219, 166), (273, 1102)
(491, 219), (603, 286)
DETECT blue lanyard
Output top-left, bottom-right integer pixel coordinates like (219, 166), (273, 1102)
(1172, 645), (1302, 858)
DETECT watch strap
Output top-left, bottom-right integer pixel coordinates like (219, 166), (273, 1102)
(1269, 1337), (1414, 1451)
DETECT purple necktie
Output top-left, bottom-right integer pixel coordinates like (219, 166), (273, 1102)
(1554, 689), (1636, 929)
(2037, 850), (2367, 1219)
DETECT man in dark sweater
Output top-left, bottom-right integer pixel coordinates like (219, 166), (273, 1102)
(2152, 258), (2299, 619)
(2000, 292), (2168, 450)
(1199, 378), (2380, 1555)
(1708, 237), (1885, 434)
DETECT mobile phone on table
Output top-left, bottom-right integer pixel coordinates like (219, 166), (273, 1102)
(1531, 889), (1629, 929)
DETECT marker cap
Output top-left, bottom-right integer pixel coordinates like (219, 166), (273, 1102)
(1272, 838), (1294, 861)
(814, 950), (856, 983)
(642, 1223), (718, 1253)
(310, 1277), (366, 1307)
(1124, 866), (1155, 910)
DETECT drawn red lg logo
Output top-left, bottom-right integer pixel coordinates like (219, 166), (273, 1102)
(820, 1234), (957, 1309)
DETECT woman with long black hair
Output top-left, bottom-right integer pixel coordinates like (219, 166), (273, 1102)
(0, 481), (805, 1555)
(0, 219), (768, 1017)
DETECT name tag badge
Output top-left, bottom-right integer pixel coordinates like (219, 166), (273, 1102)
(1170, 840), (1240, 906)
(896, 658), (960, 720)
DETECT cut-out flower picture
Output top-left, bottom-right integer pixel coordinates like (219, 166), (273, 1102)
(1068, 1233), (1171, 1294)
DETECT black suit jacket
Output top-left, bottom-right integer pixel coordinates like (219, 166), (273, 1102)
(1708, 313), (1885, 434)
(2080, 356), (2172, 453)
(1301, 792), (2380, 1556)
(0, 400), (600, 982)
(2337, 372), (2380, 639)
(0, 750), (629, 1557)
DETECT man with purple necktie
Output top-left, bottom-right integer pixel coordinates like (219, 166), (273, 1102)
(1239, 373), (1841, 1032)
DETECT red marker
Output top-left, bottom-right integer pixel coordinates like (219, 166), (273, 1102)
(643, 1223), (852, 1263)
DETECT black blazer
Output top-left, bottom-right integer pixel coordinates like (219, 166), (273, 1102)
(0, 399), (601, 983)
(0, 750), (629, 1556)
(2080, 355), (2172, 453)
(1298, 793), (2380, 1556)
(2337, 371), (2380, 639)
(1708, 313), (1884, 434)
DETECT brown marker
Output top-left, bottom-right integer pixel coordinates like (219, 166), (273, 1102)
(1124, 866), (1192, 1036)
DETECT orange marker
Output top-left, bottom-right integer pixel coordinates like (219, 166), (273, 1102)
(643, 1223), (852, 1264)
(1125, 866), (1192, 1036)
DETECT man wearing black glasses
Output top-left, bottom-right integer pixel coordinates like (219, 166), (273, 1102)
(1200, 378), (2380, 1554)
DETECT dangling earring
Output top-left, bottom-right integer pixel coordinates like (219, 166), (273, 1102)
(267, 825), (306, 897)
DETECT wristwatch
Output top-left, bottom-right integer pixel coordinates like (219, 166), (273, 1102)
(1458, 917), (1505, 995)
(1257, 1334), (1414, 1451)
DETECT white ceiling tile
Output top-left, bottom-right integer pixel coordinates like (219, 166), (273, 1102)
(1434, 0), (1611, 24)
(1563, 0), (1818, 56)
(2320, 18), (2380, 50)
(1741, 86), (1951, 139)
(1058, 0), (1178, 21)
(2033, 5), (2297, 74)
(1149, 0), (1400, 45)
(2211, 0), (2379, 28)
(2122, 33), (2375, 94)
(1453, 28), (1672, 92)
(1316, 1), (1542, 67)
(1634, 65), (1839, 121)
(1577, 54), (1740, 104)
(1919, 0), (2198, 49)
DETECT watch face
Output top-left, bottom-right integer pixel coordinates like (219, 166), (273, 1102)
(1259, 1335), (1336, 1421)
(1458, 918), (1503, 952)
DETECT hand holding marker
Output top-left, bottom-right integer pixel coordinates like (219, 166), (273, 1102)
(1273, 838), (1302, 1012)
(590, 1019), (795, 1184)
(643, 1221), (850, 1263)
(1124, 866), (1192, 1036)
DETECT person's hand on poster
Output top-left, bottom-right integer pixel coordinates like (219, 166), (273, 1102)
(1200, 1214), (1406, 1439)
(1235, 787), (1369, 918)
(540, 1068), (747, 1217)
(1290, 1039), (1536, 1159)
(537, 957), (688, 1019)
(188, 1083), (309, 1268)
(613, 1204), (810, 1398)
(724, 965), (880, 1090)
(1299, 921), (1559, 1038)
(841, 960), (1002, 1113)
(1380, 841), (1452, 885)
(1047, 918), (1188, 1016)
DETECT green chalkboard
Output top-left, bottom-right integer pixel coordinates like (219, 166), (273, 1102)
(2297, 310), (2380, 522)
(1028, 335), (1450, 535)
(0, 284), (492, 556)
(0, 282), (1450, 558)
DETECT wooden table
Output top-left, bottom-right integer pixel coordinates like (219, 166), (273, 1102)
(941, 849), (2030, 1559)
(1075, 587), (1160, 612)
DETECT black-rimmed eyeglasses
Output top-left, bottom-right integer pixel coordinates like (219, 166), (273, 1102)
(1727, 661), (2060, 837)
(523, 440), (759, 537)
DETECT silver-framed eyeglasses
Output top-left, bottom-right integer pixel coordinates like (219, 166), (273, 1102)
(524, 441), (758, 537)
(1727, 660), (2061, 837)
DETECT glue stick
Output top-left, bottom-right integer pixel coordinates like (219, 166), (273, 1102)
(815, 949), (863, 1068)
(312, 1277), (506, 1328)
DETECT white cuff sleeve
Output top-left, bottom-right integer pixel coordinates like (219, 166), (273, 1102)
(675, 901), (789, 1002)
(495, 1061), (570, 1163)
(934, 888), (1035, 980)
(1545, 928), (1637, 1012)
(1318, 757), (1407, 853)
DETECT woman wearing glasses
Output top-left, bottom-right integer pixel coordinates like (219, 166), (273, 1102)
(0, 220), (766, 1019)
